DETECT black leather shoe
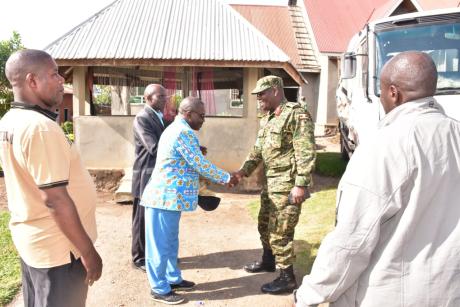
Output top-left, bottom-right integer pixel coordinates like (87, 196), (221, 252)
(150, 290), (185, 305)
(244, 247), (276, 273)
(170, 280), (195, 291)
(244, 261), (276, 273)
(132, 261), (146, 272)
(261, 266), (297, 294)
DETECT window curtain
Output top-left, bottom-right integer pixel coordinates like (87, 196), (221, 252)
(200, 67), (216, 115)
(163, 66), (177, 122)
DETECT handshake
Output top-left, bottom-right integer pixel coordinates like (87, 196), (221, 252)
(227, 170), (246, 188)
(200, 146), (245, 188)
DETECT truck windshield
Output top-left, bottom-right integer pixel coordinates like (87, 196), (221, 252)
(375, 21), (460, 96)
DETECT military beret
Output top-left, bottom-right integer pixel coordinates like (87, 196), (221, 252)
(251, 75), (284, 94)
(198, 195), (221, 211)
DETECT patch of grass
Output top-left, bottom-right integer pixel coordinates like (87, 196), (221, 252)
(0, 211), (21, 306)
(315, 152), (347, 178)
(246, 188), (337, 276)
(294, 188), (336, 275)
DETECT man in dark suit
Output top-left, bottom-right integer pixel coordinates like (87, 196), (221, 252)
(131, 84), (168, 271)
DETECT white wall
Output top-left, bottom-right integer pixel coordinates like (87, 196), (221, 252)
(300, 72), (320, 121)
(74, 114), (260, 169)
(74, 116), (135, 169)
(315, 54), (340, 135)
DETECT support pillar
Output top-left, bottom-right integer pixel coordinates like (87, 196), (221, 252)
(72, 67), (91, 116)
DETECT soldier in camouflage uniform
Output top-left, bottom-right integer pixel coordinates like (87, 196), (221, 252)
(235, 75), (316, 294)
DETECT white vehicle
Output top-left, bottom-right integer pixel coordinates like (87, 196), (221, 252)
(337, 8), (460, 160)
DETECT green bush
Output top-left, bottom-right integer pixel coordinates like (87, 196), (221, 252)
(1, 31), (24, 117)
(0, 211), (21, 306)
(66, 133), (75, 142)
(315, 152), (348, 178)
(60, 121), (74, 143)
(0, 102), (11, 119)
(61, 121), (73, 134)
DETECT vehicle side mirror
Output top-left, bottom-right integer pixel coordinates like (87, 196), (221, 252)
(341, 52), (356, 79)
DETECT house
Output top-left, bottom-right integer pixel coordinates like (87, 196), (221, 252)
(55, 85), (74, 124)
(45, 0), (308, 192)
(231, 0), (459, 135)
(230, 2), (321, 125)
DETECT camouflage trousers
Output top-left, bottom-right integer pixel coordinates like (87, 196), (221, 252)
(258, 189), (301, 269)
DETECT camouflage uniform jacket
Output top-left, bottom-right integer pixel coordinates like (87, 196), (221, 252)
(241, 99), (316, 193)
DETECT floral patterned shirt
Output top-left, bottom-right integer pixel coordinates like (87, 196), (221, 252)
(140, 117), (230, 211)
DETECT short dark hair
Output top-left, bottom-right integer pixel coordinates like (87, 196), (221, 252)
(5, 49), (54, 86)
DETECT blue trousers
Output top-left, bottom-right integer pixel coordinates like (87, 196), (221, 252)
(145, 207), (182, 295)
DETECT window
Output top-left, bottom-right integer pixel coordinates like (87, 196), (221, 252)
(229, 89), (243, 108)
(189, 67), (244, 117)
(129, 86), (146, 104)
(375, 20), (460, 95)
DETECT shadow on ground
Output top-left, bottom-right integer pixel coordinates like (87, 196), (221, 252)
(178, 248), (289, 301)
(184, 273), (280, 302)
(177, 242), (321, 302)
(179, 248), (260, 271)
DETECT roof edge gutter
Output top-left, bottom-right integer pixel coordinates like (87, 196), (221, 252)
(283, 62), (308, 85)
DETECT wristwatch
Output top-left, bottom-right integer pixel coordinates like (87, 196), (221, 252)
(293, 289), (298, 304)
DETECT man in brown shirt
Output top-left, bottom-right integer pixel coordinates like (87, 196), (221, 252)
(0, 49), (102, 307)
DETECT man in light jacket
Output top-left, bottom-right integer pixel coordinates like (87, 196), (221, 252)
(295, 51), (460, 306)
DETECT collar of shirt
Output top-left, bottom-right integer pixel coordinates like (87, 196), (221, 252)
(378, 96), (443, 128)
(175, 116), (193, 130)
(11, 101), (58, 121)
(145, 104), (164, 126)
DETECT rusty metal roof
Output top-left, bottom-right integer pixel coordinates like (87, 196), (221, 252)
(418, 0), (460, 10)
(231, 4), (320, 72)
(303, 0), (458, 54)
(45, 0), (290, 63)
(303, 0), (393, 54)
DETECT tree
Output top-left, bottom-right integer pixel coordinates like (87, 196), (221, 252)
(0, 32), (24, 117)
(93, 85), (112, 105)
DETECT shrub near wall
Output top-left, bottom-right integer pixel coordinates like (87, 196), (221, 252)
(315, 152), (347, 178)
(0, 211), (21, 306)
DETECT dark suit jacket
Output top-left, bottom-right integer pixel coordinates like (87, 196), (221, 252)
(132, 106), (165, 198)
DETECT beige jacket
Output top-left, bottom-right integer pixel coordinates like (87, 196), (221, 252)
(297, 97), (460, 307)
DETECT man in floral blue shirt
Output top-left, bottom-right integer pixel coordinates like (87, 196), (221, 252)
(141, 97), (236, 304)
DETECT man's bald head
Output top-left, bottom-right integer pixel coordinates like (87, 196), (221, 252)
(5, 49), (54, 87)
(143, 83), (167, 111)
(144, 84), (163, 100)
(380, 51), (437, 113)
(179, 96), (205, 131)
(178, 96), (204, 114)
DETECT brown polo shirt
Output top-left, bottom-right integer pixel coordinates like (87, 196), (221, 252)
(0, 103), (97, 268)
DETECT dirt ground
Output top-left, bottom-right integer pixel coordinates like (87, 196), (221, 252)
(3, 136), (340, 307)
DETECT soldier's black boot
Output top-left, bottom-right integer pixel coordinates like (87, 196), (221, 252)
(261, 265), (297, 294)
(243, 248), (276, 273)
